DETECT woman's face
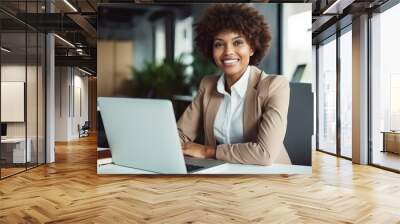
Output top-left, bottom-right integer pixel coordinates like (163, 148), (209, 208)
(212, 31), (254, 80)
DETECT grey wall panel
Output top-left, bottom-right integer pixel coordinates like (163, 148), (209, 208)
(284, 82), (313, 166)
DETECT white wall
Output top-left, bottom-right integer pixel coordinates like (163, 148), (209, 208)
(174, 17), (193, 60)
(55, 67), (89, 141)
(282, 4), (312, 82)
(1, 64), (46, 163)
(72, 73), (89, 138)
(55, 67), (69, 141)
(1, 65), (36, 137)
(175, 17), (194, 77)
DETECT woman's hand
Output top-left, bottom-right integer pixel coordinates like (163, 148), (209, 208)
(182, 142), (216, 159)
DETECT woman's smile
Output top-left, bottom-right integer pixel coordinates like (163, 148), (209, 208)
(213, 31), (254, 86)
(221, 58), (240, 66)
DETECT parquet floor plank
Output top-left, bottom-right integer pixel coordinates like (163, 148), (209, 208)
(1, 135), (400, 223)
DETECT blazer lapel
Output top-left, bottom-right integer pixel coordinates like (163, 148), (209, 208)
(243, 66), (262, 141)
(205, 89), (223, 147)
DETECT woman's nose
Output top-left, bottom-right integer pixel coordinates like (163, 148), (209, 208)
(223, 44), (234, 55)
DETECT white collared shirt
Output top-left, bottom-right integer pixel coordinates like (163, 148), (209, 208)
(213, 66), (250, 144)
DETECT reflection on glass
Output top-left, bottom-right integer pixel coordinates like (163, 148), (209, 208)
(340, 30), (352, 158)
(371, 3), (400, 171)
(390, 75), (400, 130)
(1, 31), (27, 177)
(0, 1), (47, 179)
(38, 33), (46, 165)
(27, 31), (38, 169)
(318, 38), (337, 154)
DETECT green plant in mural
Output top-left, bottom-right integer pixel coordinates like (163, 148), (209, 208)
(131, 57), (190, 99)
(130, 52), (219, 99)
(190, 50), (219, 88)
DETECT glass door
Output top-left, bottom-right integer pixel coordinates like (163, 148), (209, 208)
(0, 0), (47, 179)
(1, 30), (28, 178)
(370, 3), (400, 171)
(317, 36), (337, 155)
(339, 27), (352, 159)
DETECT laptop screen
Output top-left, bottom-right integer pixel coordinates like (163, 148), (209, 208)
(1, 123), (7, 137)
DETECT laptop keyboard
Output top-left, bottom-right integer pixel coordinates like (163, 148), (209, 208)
(185, 164), (204, 172)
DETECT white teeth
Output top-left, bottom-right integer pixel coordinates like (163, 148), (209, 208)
(223, 59), (239, 65)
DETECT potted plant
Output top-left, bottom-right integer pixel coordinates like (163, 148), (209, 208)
(130, 57), (190, 99)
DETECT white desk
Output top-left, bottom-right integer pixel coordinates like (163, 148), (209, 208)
(1, 138), (31, 163)
(97, 158), (312, 175)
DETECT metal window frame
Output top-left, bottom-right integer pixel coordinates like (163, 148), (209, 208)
(367, 0), (400, 172)
(0, 0), (47, 180)
(316, 0), (400, 172)
(315, 19), (353, 162)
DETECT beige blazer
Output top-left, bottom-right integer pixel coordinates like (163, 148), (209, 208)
(177, 66), (291, 165)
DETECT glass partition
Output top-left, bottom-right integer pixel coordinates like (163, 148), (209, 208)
(38, 32), (45, 165)
(371, 3), (400, 171)
(339, 28), (352, 158)
(27, 31), (38, 169)
(317, 36), (337, 155)
(1, 31), (28, 178)
(0, 1), (46, 179)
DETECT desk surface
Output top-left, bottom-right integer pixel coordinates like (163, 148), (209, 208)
(1, 138), (27, 143)
(381, 131), (400, 134)
(97, 158), (312, 175)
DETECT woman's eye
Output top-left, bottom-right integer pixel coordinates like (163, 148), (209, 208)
(233, 40), (243, 46)
(214, 42), (223, 48)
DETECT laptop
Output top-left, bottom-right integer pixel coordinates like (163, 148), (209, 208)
(1, 123), (7, 140)
(97, 97), (225, 174)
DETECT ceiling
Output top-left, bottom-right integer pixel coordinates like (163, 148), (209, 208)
(0, 0), (395, 74)
(311, 0), (390, 43)
(0, 0), (97, 73)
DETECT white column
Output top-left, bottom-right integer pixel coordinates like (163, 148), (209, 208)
(55, 67), (74, 141)
(46, 33), (55, 163)
(45, 0), (55, 163)
(352, 14), (369, 164)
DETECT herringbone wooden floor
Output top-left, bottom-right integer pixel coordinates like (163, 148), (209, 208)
(1, 135), (400, 223)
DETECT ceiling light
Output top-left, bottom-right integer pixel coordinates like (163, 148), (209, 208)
(78, 67), (93, 76)
(54, 34), (75, 48)
(63, 0), (78, 12)
(76, 48), (85, 55)
(322, 0), (355, 15)
(1, 47), (11, 53)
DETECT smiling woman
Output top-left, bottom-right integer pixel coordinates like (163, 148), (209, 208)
(212, 32), (254, 89)
(178, 4), (292, 166)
